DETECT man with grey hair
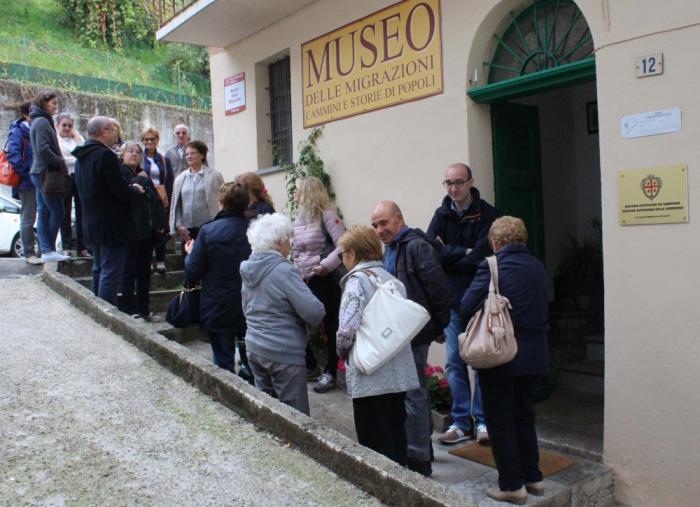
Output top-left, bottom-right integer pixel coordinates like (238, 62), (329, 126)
(74, 116), (144, 306)
(165, 124), (191, 178)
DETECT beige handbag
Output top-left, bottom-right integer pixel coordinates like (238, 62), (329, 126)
(458, 256), (517, 369)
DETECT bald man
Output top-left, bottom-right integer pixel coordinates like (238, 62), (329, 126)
(165, 124), (191, 178)
(427, 163), (500, 445)
(371, 200), (450, 476)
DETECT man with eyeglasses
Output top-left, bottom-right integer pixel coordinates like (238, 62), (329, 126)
(165, 124), (191, 178)
(73, 116), (144, 306)
(427, 163), (500, 446)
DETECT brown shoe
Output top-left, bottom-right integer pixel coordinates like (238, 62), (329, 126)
(486, 486), (527, 505)
(436, 425), (474, 444)
(525, 481), (545, 496)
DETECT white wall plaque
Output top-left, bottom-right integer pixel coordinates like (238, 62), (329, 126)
(636, 54), (663, 77)
(621, 107), (681, 139)
(224, 72), (246, 116)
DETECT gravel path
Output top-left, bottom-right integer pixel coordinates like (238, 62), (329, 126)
(0, 277), (381, 506)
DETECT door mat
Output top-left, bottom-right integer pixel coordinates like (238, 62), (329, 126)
(448, 442), (576, 477)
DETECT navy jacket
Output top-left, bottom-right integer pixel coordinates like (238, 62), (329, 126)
(427, 188), (500, 308)
(460, 244), (549, 376)
(6, 119), (33, 191)
(143, 151), (174, 200)
(74, 140), (139, 247)
(185, 210), (252, 334)
(386, 228), (451, 347)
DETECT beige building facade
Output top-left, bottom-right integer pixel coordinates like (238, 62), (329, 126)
(160, 1), (700, 504)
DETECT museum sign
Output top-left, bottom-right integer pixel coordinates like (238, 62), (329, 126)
(301, 0), (443, 128)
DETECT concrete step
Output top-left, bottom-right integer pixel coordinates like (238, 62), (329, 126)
(73, 270), (186, 292)
(59, 253), (184, 278)
(558, 359), (604, 396)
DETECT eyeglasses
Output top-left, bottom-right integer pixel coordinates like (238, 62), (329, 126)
(125, 149), (141, 155)
(442, 178), (471, 188)
(142, 137), (157, 142)
(104, 127), (118, 133)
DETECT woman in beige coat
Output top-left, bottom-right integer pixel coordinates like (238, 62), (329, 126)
(169, 140), (224, 255)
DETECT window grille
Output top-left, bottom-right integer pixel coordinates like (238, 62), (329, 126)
(268, 56), (292, 166)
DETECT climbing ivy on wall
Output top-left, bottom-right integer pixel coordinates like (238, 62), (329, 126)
(283, 127), (340, 217)
(57, 0), (155, 50)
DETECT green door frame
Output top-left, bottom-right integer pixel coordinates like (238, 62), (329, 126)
(468, 58), (595, 104)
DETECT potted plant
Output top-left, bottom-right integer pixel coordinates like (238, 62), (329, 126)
(425, 364), (452, 432)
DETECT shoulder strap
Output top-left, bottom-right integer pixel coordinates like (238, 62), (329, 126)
(486, 255), (500, 295)
(356, 268), (381, 287)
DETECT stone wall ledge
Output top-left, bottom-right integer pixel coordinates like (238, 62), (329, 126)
(42, 263), (471, 507)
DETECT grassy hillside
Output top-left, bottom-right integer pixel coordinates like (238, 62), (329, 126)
(0, 0), (208, 98)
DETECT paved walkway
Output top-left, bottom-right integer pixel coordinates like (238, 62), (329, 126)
(0, 276), (380, 506)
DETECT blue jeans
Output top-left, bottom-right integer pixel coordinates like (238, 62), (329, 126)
(92, 243), (128, 306)
(30, 174), (65, 254)
(445, 308), (484, 430)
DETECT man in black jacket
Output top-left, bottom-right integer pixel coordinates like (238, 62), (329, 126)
(427, 163), (500, 445)
(371, 200), (450, 476)
(74, 116), (143, 306)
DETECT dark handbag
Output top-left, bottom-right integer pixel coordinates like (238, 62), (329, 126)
(320, 216), (348, 284)
(41, 165), (72, 197)
(166, 285), (201, 328)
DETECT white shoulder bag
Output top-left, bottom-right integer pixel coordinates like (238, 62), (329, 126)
(350, 269), (430, 375)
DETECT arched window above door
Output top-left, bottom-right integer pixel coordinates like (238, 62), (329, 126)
(488, 0), (593, 83)
(469, 0), (595, 103)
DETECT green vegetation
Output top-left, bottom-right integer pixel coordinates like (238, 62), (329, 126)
(0, 0), (210, 106)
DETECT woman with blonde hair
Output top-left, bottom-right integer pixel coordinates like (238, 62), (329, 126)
(336, 225), (419, 465)
(460, 216), (548, 504)
(236, 171), (275, 219)
(292, 176), (346, 393)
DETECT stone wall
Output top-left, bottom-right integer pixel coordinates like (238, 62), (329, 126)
(0, 79), (214, 166)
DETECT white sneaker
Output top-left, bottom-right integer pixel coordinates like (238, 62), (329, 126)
(476, 423), (489, 444)
(25, 255), (43, 265)
(41, 251), (70, 262)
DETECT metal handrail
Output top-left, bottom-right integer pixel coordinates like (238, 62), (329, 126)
(143, 0), (195, 28)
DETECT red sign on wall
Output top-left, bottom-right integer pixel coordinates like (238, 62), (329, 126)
(224, 72), (246, 115)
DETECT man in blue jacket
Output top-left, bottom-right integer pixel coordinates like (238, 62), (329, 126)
(74, 116), (144, 306)
(427, 163), (500, 445)
(6, 102), (38, 264)
(372, 200), (451, 476)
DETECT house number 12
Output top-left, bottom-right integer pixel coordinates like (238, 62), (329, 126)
(636, 54), (664, 77)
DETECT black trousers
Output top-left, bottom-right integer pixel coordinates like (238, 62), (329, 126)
(119, 239), (153, 316)
(208, 331), (238, 374)
(353, 392), (407, 466)
(60, 175), (85, 252)
(304, 274), (341, 376)
(479, 372), (543, 492)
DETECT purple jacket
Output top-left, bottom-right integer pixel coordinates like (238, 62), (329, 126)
(292, 208), (346, 280)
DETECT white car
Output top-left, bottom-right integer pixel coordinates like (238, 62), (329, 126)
(0, 193), (68, 257)
(0, 193), (23, 257)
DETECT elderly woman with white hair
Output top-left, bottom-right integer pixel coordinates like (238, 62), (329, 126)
(240, 213), (325, 415)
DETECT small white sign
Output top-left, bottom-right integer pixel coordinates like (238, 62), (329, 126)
(224, 73), (246, 116)
(621, 107), (681, 139)
(636, 53), (663, 77)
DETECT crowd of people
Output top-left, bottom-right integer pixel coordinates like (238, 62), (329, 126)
(5, 89), (550, 505)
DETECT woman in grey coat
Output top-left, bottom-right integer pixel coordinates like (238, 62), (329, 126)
(336, 225), (419, 466)
(240, 213), (325, 416)
(28, 90), (70, 262)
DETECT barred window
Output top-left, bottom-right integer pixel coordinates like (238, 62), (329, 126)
(268, 56), (292, 166)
